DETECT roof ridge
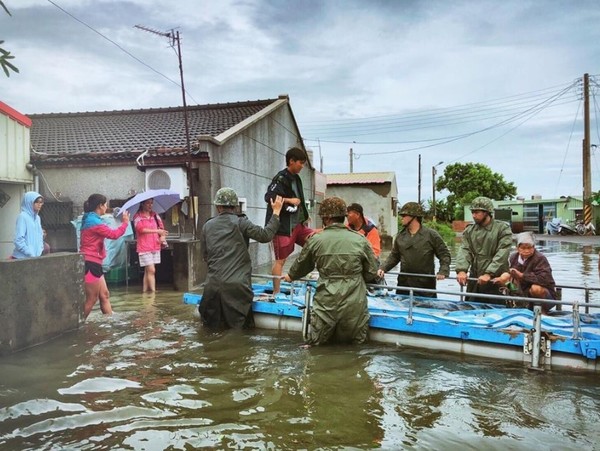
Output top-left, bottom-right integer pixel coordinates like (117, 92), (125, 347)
(27, 98), (279, 118)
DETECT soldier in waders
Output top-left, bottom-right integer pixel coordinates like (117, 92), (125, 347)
(284, 197), (379, 346)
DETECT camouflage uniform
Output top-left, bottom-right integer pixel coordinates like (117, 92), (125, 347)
(381, 202), (451, 297)
(288, 197), (379, 345)
(199, 187), (280, 329)
(455, 197), (513, 303)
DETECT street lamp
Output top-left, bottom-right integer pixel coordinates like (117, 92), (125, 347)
(432, 161), (443, 221)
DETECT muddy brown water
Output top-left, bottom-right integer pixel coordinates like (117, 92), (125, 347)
(0, 239), (599, 449)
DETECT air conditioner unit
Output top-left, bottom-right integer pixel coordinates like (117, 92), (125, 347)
(145, 167), (189, 197)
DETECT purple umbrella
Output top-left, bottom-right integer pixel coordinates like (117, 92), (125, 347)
(116, 189), (182, 217)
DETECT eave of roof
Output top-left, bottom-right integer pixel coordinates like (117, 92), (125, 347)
(0, 101), (32, 127)
(326, 171), (396, 185)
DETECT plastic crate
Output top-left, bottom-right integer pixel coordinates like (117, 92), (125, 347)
(105, 265), (136, 284)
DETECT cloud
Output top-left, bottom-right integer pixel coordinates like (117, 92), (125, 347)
(2, 0), (600, 200)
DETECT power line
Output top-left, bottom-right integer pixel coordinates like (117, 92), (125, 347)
(45, 0), (200, 104)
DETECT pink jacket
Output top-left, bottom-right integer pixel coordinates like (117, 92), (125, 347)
(134, 212), (164, 253)
(80, 212), (128, 265)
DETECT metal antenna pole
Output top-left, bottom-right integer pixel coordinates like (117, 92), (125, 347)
(135, 25), (197, 238)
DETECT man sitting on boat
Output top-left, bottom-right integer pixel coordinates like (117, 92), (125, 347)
(455, 196), (513, 303)
(493, 231), (558, 313)
(377, 201), (451, 298)
(283, 196), (379, 346)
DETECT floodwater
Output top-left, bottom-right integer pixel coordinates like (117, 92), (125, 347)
(1, 240), (600, 450)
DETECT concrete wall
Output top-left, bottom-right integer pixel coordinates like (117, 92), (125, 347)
(325, 184), (398, 249)
(0, 252), (84, 355)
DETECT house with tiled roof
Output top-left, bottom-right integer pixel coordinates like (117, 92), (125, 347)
(326, 171), (398, 248)
(28, 95), (314, 273)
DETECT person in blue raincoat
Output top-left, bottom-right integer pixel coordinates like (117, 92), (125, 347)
(12, 191), (44, 259)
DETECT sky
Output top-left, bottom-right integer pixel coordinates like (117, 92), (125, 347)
(2, 0), (600, 205)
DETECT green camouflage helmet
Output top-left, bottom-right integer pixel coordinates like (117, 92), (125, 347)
(470, 196), (494, 214)
(400, 202), (424, 217)
(319, 196), (347, 218)
(214, 187), (239, 207)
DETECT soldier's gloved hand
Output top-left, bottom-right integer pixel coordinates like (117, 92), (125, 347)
(286, 205), (298, 213)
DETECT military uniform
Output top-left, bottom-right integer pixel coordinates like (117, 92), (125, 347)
(288, 197), (379, 345)
(381, 226), (451, 298)
(200, 188), (280, 329)
(455, 216), (513, 302)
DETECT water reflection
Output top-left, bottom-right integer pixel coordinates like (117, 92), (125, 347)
(0, 243), (599, 449)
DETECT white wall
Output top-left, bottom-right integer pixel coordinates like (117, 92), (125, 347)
(0, 184), (32, 258)
(325, 185), (398, 239)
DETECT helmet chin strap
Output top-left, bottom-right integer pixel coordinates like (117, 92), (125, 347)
(405, 215), (417, 229)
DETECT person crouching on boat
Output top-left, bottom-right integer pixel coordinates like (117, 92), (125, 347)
(283, 197), (379, 346)
(199, 188), (284, 330)
(493, 231), (557, 313)
(377, 202), (451, 298)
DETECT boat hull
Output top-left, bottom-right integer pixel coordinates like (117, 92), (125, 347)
(183, 282), (600, 372)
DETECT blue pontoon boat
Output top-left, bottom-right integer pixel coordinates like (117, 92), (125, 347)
(184, 274), (600, 372)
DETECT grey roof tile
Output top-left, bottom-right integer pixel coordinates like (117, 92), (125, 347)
(30, 99), (277, 163)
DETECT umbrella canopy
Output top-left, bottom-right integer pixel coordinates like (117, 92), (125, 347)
(116, 189), (182, 217)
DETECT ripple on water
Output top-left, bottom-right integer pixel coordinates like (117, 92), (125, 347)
(57, 377), (142, 395)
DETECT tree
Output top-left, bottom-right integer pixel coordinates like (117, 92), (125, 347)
(435, 162), (517, 220)
(0, 1), (19, 77)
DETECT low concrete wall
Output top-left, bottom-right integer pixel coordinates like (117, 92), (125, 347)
(0, 252), (84, 355)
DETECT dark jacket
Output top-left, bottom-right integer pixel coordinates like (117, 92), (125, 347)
(200, 212), (279, 329)
(381, 226), (451, 297)
(509, 250), (557, 299)
(455, 218), (513, 300)
(264, 168), (309, 236)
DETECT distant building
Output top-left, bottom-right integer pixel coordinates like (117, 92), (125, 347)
(325, 172), (398, 249)
(462, 196), (599, 233)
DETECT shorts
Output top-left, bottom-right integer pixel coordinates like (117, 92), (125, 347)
(273, 223), (314, 260)
(84, 261), (104, 284)
(138, 251), (161, 267)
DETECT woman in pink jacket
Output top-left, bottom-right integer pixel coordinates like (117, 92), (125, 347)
(80, 194), (130, 318)
(133, 198), (168, 292)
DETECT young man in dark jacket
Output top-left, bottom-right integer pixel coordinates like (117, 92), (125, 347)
(264, 146), (314, 294)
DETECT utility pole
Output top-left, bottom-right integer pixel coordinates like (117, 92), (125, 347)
(349, 148), (353, 173)
(582, 73), (592, 227)
(135, 25), (197, 238)
(432, 161), (443, 222)
(417, 154), (422, 204)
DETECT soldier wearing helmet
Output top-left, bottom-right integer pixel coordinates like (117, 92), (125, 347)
(199, 188), (284, 329)
(455, 196), (513, 303)
(377, 201), (450, 298)
(264, 147), (315, 294)
(284, 197), (379, 346)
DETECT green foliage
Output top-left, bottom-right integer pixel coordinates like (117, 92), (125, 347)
(423, 220), (456, 244)
(435, 162), (517, 221)
(425, 198), (452, 222)
(0, 1), (19, 77)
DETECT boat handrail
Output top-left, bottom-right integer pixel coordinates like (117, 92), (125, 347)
(250, 272), (599, 311)
(385, 271), (600, 292)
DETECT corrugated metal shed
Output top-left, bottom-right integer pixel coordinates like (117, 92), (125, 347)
(0, 101), (32, 183)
